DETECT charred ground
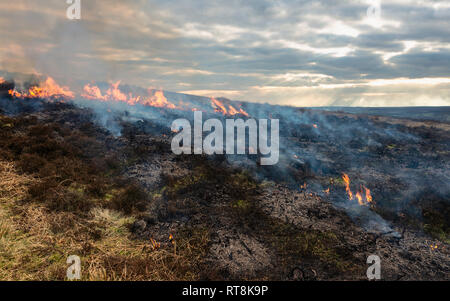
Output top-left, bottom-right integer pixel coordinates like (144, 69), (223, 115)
(0, 96), (448, 280)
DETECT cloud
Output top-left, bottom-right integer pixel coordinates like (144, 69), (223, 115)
(0, 0), (449, 106)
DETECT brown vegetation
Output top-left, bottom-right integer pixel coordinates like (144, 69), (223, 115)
(0, 112), (209, 280)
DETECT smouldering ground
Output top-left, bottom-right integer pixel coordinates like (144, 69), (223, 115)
(0, 101), (449, 280)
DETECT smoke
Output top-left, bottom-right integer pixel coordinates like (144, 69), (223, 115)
(1, 77), (448, 236)
(70, 86), (448, 229)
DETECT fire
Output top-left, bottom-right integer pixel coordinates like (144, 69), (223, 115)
(342, 173), (353, 200)
(355, 191), (364, 206)
(106, 81), (132, 103)
(239, 107), (250, 117)
(313, 124), (318, 129)
(210, 97), (248, 117)
(82, 82), (176, 109)
(7, 75), (250, 117)
(82, 83), (107, 101)
(82, 81), (136, 103)
(364, 187), (373, 203)
(143, 90), (176, 109)
(8, 77), (74, 99)
(150, 238), (161, 250)
(341, 173), (373, 206)
(169, 233), (177, 254)
(211, 97), (228, 115)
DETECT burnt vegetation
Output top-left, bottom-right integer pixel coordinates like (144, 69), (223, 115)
(0, 105), (149, 214)
(0, 96), (448, 280)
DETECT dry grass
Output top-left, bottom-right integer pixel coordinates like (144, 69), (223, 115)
(0, 160), (209, 280)
(0, 160), (46, 280)
(0, 113), (214, 281)
(0, 161), (35, 202)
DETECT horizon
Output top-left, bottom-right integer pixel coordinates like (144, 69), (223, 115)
(0, 0), (449, 107)
(2, 70), (450, 109)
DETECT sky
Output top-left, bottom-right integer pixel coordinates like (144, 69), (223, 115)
(0, 0), (449, 106)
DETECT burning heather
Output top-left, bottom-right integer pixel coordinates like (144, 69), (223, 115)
(211, 97), (249, 117)
(82, 82), (177, 109)
(6, 76), (250, 119)
(7, 77), (74, 100)
(342, 173), (373, 206)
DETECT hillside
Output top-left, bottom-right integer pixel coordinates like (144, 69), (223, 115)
(0, 94), (448, 280)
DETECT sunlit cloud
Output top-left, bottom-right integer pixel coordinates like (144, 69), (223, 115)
(180, 89), (243, 98)
(0, 0), (448, 106)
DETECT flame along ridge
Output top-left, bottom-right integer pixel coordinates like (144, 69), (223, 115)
(7, 76), (249, 117)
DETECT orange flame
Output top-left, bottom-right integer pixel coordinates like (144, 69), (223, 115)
(300, 182), (307, 190)
(342, 173), (353, 200)
(150, 238), (161, 250)
(210, 97), (248, 116)
(142, 90), (176, 109)
(342, 173), (373, 206)
(355, 191), (364, 206)
(238, 107), (250, 117)
(211, 97), (228, 115)
(227, 104), (240, 115)
(82, 82), (177, 109)
(8, 77), (74, 99)
(364, 187), (372, 203)
(106, 81), (133, 103)
(82, 83), (107, 101)
(83, 81), (136, 103)
(8, 76), (250, 116)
